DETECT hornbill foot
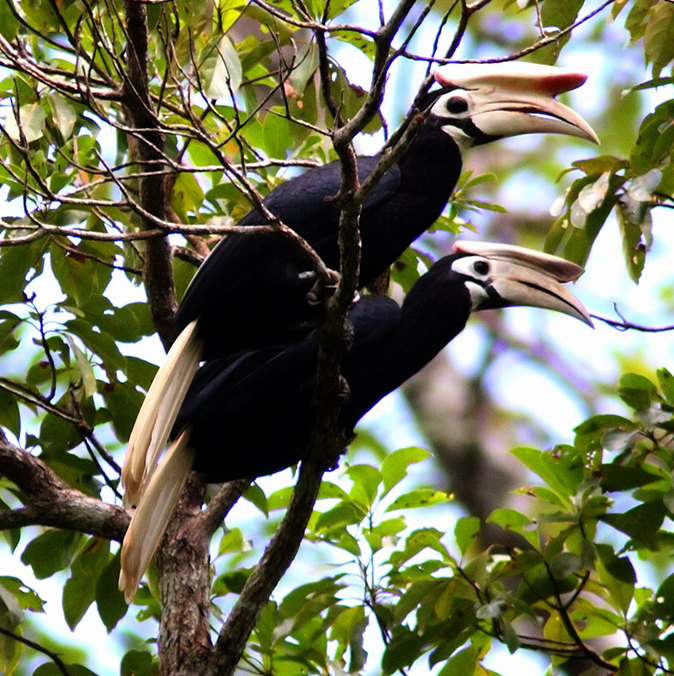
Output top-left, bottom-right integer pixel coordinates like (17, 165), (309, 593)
(324, 446), (348, 472)
(305, 269), (342, 306)
(337, 374), (350, 402)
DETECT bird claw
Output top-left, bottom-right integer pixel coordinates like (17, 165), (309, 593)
(305, 270), (341, 306)
(337, 374), (350, 402)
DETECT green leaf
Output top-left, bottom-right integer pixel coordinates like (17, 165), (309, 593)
(21, 529), (80, 579)
(100, 380), (143, 442)
(438, 645), (478, 676)
(64, 335), (97, 399)
(243, 482), (269, 516)
(570, 598), (622, 639)
(615, 198), (647, 283)
(0, 577), (45, 614)
(500, 618), (522, 654)
(386, 488), (452, 511)
(600, 464), (661, 492)
(654, 571), (674, 617)
(4, 102), (46, 143)
(388, 528), (448, 568)
(212, 567), (253, 596)
(346, 464), (382, 508)
(315, 501), (363, 531)
(454, 517), (480, 557)
(644, 1), (674, 77)
(510, 446), (583, 505)
(618, 372), (657, 410)
(328, 605), (368, 672)
(574, 414), (637, 458)
(0, 238), (47, 305)
(363, 517), (406, 553)
(549, 552), (582, 577)
(595, 544), (636, 614)
(382, 627), (425, 675)
(63, 537), (110, 630)
(207, 36), (242, 96)
(218, 527), (246, 555)
(34, 665), (98, 676)
(171, 172), (205, 223)
(657, 368), (674, 404)
(487, 508), (539, 548)
(121, 650), (159, 676)
(95, 554), (127, 632)
(0, 387), (21, 439)
(601, 500), (666, 548)
(380, 446), (430, 497)
(0, 0), (19, 40)
(65, 318), (126, 372)
(48, 93), (77, 139)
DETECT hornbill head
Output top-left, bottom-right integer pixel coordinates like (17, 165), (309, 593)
(426, 62), (599, 147)
(451, 240), (593, 326)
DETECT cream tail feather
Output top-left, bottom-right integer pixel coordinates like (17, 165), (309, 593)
(119, 431), (195, 603)
(121, 320), (202, 507)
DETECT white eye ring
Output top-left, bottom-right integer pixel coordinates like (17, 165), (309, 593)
(446, 95), (469, 115)
(451, 255), (491, 279)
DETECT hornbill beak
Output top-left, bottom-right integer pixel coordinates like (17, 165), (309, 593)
(454, 240), (593, 326)
(434, 62), (599, 144)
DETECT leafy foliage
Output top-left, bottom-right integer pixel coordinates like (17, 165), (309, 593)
(0, 0), (673, 675)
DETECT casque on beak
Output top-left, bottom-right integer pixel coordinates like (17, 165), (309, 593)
(453, 240), (594, 326)
(434, 62), (599, 144)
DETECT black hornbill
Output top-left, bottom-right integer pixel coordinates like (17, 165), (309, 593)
(119, 240), (593, 601)
(123, 62), (598, 506)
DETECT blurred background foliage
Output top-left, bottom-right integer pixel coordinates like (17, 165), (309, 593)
(0, 0), (673, 674)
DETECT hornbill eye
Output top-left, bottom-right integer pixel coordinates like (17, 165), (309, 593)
(473, 260), (489, 276)
(446, 96), (469, 115)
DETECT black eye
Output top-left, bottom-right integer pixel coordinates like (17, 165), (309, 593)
(473, 260), (489, 275)
(446, 96), (468, 115)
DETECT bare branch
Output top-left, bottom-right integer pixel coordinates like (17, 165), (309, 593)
(123, 1), (176, 349)
(0, 433), (128, 541)
(194, 479), (251, 539)
(592, 305), (674, 333)
(0, 626), (72, 676)
(206, 459), (326, 676)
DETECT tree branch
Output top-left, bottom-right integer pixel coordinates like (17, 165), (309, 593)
(194, 479), (251, 539)
(123, 1), (176, 350)
(206, 459), (326, 676)
(0, 434), (128, 542)
(0, 626), (72, 676)
(592, 305), (674, 333)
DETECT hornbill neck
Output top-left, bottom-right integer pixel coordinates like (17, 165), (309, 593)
(385, 264), (471, 376)
(396, 119), (463, 199)
(358, 121), (462, 285)
(344, 265), (471, 423)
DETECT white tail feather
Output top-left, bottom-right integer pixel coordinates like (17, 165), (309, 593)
(122, 321), (201, 507)
(119, 431), (194, 603)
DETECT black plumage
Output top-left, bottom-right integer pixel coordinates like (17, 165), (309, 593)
(119, 241), (592, 600)
(175, 110), (462, 358)
(174, 65), (598, 359)
(122, 62), (598, 522)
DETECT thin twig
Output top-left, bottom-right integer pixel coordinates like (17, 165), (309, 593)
(592, 305), (674, 333)
(0, 626), (72, 676)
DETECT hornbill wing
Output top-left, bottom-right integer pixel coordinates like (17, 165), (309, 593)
(174, 157), (401, 338)
(119, 295), (401, 602)
(179, 294), (403, 480)
(121, 159), (401, 507)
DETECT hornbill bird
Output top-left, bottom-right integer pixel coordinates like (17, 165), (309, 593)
(123, 62), (598, 507)
(119, 240), (593, 601)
